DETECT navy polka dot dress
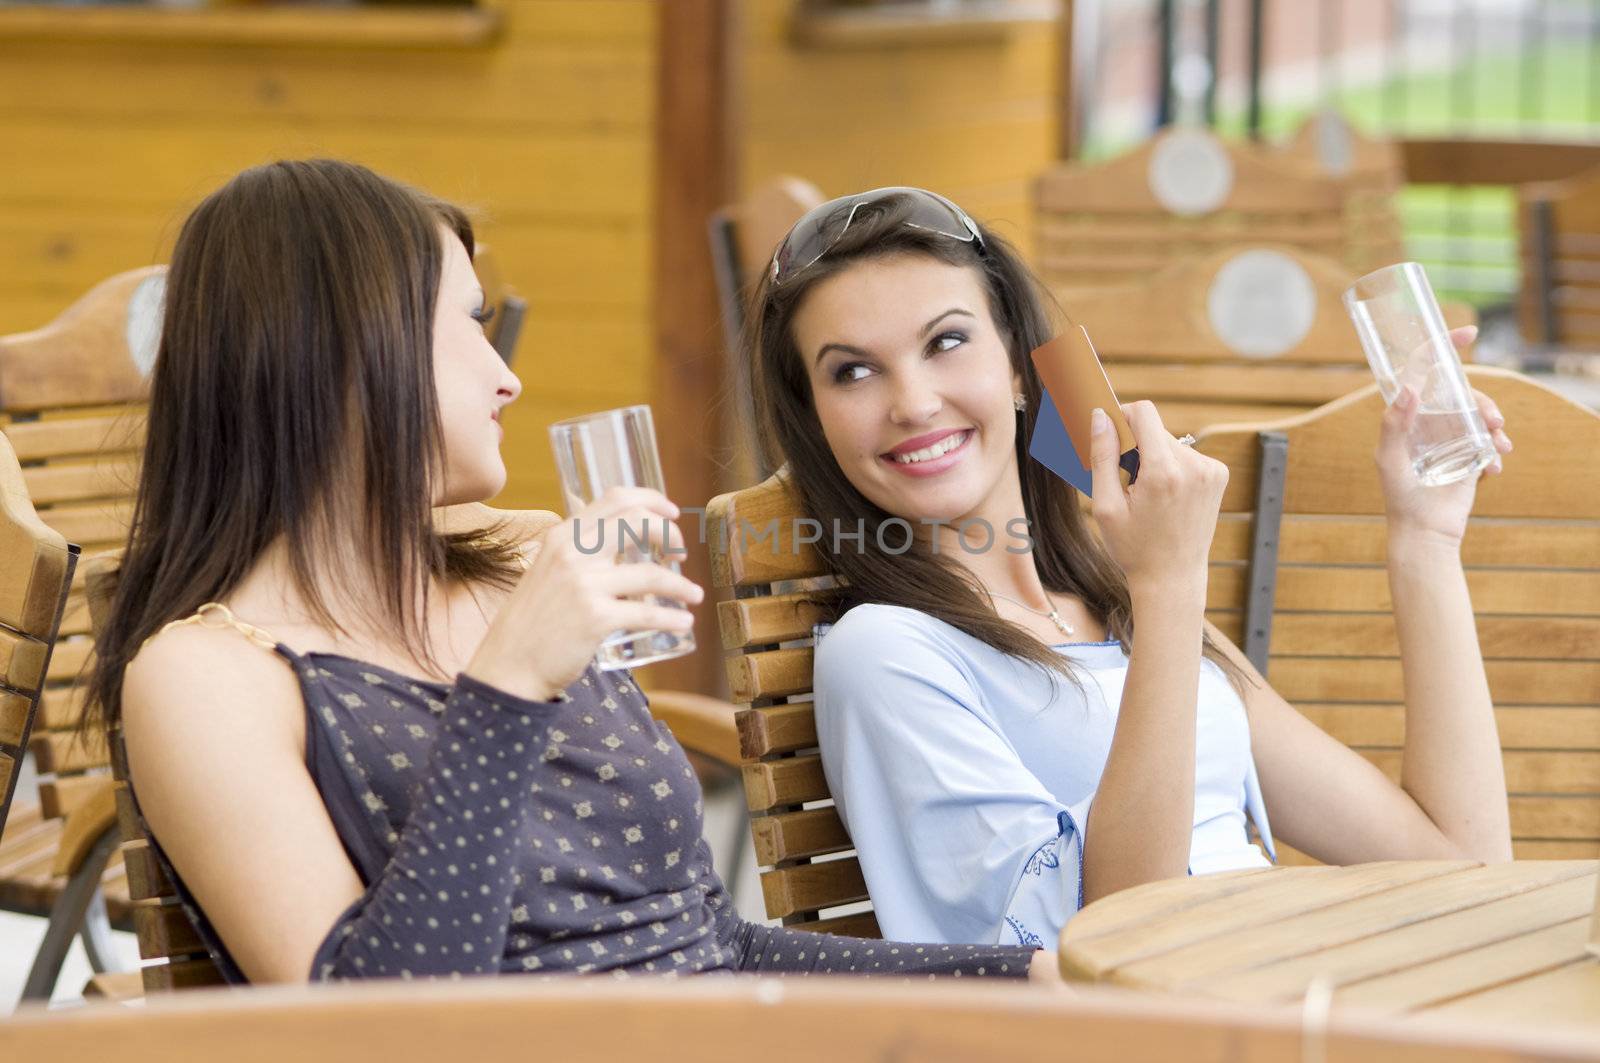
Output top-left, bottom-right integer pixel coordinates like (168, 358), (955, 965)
(146, 643), (1039, 983)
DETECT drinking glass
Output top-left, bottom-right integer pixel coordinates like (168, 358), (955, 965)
(1343, 262), (1495, 487)
(548, 404), (695, 671)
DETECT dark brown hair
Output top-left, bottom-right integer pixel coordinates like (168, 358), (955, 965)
(86, 159), (521, 733)
(746, 192), (1246, 688)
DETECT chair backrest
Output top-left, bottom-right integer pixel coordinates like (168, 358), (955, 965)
(0, 266), (159, 834)
(1034, 126), (1386, 290)
(0, 431), (79, 839)
(1196, 366), (1600, 864)
(706, 472), (877, 936)
(1519, 164), (1600, 351)
(1277, 112), (1406, 273)
(73, 553), (231, 994)
(1053, 244), (1477, 437)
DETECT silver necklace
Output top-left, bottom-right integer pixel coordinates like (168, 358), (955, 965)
(988, 589), (1076, 638)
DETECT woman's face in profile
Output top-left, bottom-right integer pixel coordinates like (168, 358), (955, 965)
(432, 231), (522, 505)
(792, 253), (1022, 528)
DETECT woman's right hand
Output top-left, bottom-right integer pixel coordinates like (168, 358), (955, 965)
(465, 486), (703, 701)
(1088, 401), (1228, 598)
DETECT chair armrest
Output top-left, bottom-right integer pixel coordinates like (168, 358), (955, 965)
(83, 970), (144, 1003)
(51, 776), (119, 877)
(646, 690), (741, 767)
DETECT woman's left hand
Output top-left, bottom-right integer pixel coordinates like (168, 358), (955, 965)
(1376, 327), (1514, 546)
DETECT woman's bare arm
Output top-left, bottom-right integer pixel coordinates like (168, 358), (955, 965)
(1081, 402), (1231, 903)
(1236, 377), (1512, 866)
(1208, 622), (1494, 865)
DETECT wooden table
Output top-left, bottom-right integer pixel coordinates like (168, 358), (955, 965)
(1061, 860), (1600, 1031)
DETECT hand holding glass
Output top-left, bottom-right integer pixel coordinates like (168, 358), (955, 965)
(548, 405), (695, 671)
(1343, 262), (1496, 486)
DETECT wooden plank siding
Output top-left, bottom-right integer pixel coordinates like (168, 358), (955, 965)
(734, 0), (1062, 262)
(0, 0), (658, 513)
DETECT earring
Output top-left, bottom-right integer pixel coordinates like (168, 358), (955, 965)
(1013, 394), (1027, 412)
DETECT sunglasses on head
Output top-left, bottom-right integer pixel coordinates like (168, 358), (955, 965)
(769, 186), (985, 287)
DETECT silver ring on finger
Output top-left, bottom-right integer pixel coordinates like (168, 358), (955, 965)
(1175, 433), (1197, 447)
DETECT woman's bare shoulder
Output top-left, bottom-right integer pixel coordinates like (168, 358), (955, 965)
(124, 620), (305, 745)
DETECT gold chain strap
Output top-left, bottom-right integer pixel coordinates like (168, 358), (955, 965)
(146, 601), (279, 651)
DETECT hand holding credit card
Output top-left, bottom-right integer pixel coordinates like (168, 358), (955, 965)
(1027, 327), (1140, 497)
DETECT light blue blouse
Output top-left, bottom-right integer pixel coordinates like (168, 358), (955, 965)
(813, 604), (1275, 948)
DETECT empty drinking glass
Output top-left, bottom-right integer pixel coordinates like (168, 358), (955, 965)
(1343, 262), (1495, 487)
(548, 404), (695, 671)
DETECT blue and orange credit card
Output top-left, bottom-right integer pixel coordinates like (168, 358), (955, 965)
(1027, 327), (1139, 497)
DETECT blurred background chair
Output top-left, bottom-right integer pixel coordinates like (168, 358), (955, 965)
(1033, 127), (1355, 290)
(0, 266), (156, 1002)
(1520, 165), (1600, 360)
(709, 175), (827, 493)
(709, 176), (826, 353)
(1276, 111), (1406, 275)
(1054, 243), (1475, 438)
(1197, 366), (1600, 866)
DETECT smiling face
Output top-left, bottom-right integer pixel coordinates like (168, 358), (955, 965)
(792, 253), (1024, 529)
(431, 230), (522, 505)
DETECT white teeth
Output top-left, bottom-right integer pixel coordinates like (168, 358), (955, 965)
(894, 431), (968, 464)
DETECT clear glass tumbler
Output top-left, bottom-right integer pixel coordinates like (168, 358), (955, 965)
(548, 404), (695, 671)
(1343, 262), (1495, 487)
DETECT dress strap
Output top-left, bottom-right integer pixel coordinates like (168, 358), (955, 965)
(148, 602), (280, 651)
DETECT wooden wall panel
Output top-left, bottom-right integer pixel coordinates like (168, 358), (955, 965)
(0, 0), (658, 512)
(734, 0), (1061, 259)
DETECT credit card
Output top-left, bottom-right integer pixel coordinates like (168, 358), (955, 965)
(1028, 328), (1139, 496)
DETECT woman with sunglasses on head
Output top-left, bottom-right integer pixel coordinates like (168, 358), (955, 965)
(745, 188), (1515, 948)
(87, 160), (1055, 984)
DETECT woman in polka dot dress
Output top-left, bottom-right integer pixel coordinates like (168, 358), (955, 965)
(82, 160), (1053, 985)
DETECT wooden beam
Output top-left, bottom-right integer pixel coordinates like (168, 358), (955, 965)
(648, 0), (734, 701)
(0, 4), (501, 48)
(1056, 0), (1075, 159)
(1401, 138), (1600, 187)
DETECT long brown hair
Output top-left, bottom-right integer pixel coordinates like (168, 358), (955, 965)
(746, 192), (1246, 688)
(86, 159), (521, 733)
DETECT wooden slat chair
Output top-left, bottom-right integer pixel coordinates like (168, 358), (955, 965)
(1195, 365), (1600, 865)
(1053, 244), (1476, 438)
(1519, 163), (1600, 353)
(0, 266), (159, 1000)
(1277, 112), (1407, 275)
(1034, 127), (1371, 291)
(0, 430), (79, 853)
(705, 472), (878, 937)
(87, 507), (740, 996)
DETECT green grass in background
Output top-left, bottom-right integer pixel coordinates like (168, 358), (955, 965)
(1082, 34), (1600, 308)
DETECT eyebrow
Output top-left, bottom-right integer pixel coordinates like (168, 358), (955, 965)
(919, 307), (974, 337)
(813, 307), (976, 367)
